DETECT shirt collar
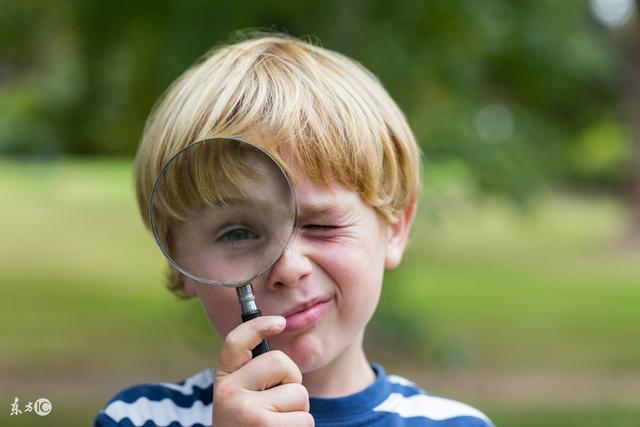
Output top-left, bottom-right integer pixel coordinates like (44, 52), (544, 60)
(309, 364), (391, 423)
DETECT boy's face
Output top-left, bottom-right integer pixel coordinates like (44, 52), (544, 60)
(183, 156), (414, 374)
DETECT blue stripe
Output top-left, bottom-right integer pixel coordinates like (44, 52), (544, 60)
(95, 413), (210, 427)
(387, 382), (427, 398)
(94, 413), (120, 427)
(309, 413), (491, 427)
(109, 384), (213, 407)
(118, 417), (208, 427)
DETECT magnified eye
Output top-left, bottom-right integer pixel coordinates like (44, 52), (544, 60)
(217, 227), (259, 243)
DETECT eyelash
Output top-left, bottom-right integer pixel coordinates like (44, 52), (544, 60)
(303, 224), (341, 230)
(215, 225), (259, 244)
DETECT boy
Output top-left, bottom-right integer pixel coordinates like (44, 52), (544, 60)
(94, 33), (494, 427)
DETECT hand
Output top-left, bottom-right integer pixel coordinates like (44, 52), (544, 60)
(212, 316), (314, 427)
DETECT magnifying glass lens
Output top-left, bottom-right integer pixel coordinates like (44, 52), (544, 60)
(149, 137), (296, 286)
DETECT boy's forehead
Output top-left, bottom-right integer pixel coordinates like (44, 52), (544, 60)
(291, 175), (362, 218)
(235, 129), (366, 216)
(297, 200), (351, 218)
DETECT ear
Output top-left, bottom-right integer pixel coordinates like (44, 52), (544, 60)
(384, 200), (417, 269)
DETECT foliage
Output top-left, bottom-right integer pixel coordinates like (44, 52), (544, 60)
(0, 0), (632, 198)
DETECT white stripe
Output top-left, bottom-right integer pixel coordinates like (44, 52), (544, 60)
(104, 397), (211, 426)
(158, 368), (214, 394)
(387, 374), (418, 388)
(374, 392), (491, 424)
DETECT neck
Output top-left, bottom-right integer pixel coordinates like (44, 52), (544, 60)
(301, 330), (375, 398)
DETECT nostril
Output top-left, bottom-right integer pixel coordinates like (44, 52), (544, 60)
(272, 281), (287, 289)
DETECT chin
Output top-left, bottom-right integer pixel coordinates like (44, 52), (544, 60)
(276, 332), (328, 373)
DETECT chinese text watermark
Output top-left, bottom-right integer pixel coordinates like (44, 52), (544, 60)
(10, 397), (52, 417)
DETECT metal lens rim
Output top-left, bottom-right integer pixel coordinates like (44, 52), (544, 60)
(148, 136), (297, 287)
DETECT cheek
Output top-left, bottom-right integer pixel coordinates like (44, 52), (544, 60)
(193, 284), (242, 337)
(312, 240), (385, 319)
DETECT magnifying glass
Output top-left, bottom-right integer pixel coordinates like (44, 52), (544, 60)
(148, 137), (296, 357)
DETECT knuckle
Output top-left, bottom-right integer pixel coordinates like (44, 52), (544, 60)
(288, 382), (308, 398)
(294, 384), (310, 411)
(303, 412), (315, 426)
(269, 350), (299, 378)
(213, 378), (236, 404)
(271, 349), (288, 362)
(297, 383), (310, 400)
(223, 330), (241, 350)
(286, 351), (298, 370)
(268, 350), (288, 367)
(213, 382), (268, 427)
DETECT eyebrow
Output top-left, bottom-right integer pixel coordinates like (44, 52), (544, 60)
(209, 197), (252, 208)
(297, 203), (350, 219)
(204, 197), (294, 216)
(209, 196), (279, 209)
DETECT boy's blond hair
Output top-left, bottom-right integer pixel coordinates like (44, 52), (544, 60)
(134, 33), (422, 297)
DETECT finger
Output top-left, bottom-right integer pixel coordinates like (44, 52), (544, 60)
(256, 383), (310, 413)
(217, 316), (286, 376)
(233, 350), (302, 390)
(271, 411), (315, 427)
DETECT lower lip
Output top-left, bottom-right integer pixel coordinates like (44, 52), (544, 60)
(284, 299), (331, 332)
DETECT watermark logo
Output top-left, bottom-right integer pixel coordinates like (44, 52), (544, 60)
(9, 397), (52, 417)
(34, 398), (52, 416)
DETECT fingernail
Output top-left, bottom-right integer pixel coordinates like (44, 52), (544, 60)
(273, 316), (286, 328)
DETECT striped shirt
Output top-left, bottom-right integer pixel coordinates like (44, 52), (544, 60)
(94, 364), (494, 426)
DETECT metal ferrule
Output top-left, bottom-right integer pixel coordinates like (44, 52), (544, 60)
(236, 283), (258, 314)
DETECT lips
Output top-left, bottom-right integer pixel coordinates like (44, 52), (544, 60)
(282, 296), (331, 317)
(282, 296), (332, 332)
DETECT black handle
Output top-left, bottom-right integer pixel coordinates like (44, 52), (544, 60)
(241, 309), (271, 358)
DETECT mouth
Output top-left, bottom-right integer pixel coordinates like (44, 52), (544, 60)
(282, 296), (332, 333)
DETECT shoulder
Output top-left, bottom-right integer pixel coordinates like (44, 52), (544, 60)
(93, 368), (214, 427)
(375, 372), (495, 427)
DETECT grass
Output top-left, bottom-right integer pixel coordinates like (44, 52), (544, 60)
(485, 405), (640, 427)
(1, 158), (639, 426)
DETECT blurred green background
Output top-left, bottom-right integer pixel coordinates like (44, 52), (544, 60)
(2, 1), (640, 426)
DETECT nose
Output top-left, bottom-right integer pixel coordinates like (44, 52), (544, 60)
(265, 234), (312, 290)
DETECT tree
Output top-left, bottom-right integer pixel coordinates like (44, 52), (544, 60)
(624, 10), (640, 238)
(0, 0), (633, 209)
